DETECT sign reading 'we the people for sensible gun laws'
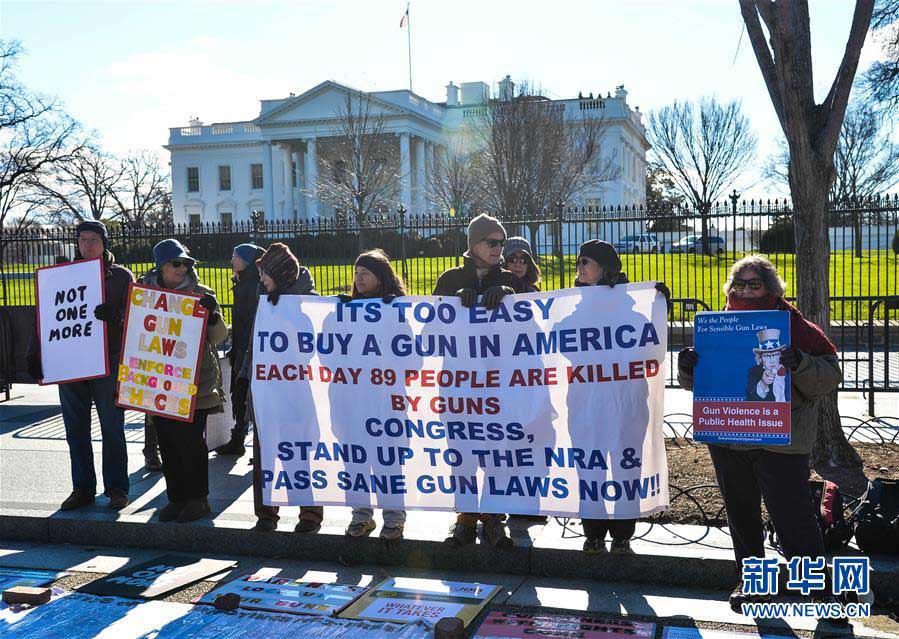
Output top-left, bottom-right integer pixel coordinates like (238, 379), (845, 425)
(116, 283), (209, 421)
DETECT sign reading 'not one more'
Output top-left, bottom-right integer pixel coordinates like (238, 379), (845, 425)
(35, 258), (108, 384)
(116, 283), (209, 422)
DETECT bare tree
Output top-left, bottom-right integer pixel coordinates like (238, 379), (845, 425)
(647, 97), (757, 254)
(0, 40), (80, 298)
(31, 142), (123, 223)
(865, 0), (899, 113)
(740, 0), (875, 469)
(314, 92), (400, 226)
(476, 82), (619, 253)
(110, 151), (172, 225)
(428, 138), (486, 217)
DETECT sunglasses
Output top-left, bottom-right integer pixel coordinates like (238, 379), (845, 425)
(731, 277), (764, 291)
(168, 259), (190, 268)
(484, 238), (506, 248)
(577, 257), (595, 266)
(507, 256), (529, 265)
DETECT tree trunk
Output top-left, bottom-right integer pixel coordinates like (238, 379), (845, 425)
(791, 164), (863, 469)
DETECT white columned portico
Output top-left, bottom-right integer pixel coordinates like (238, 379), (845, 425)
(261, 141), (274, 220)
(281, 143), (295, 221)
(305, 138), (318, 219)
(414, 137), (426, 214)
(399, 132), (412, 211)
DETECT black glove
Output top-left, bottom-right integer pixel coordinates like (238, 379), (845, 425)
(483, 285), (514, 310)
(678, 347), (698, 372)
(780, 345), (802, 370)
(93, 302), (116, 323)
(456, 288), (477, 308)
(601, 272), (628, 288)
(336, 294), (354, 303)
(267, 291), (282, 306)
(382, 293), (399, 304)
(655, 281), (673, 312)
(199, 293), (217, 311)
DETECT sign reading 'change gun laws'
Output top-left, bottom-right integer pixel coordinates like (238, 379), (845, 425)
(35, 259), (108, 384)
(116, 283), (209, 422)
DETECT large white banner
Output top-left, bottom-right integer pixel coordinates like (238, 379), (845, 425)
(35, 258), (108, 384)
(252, 283), (669, 518)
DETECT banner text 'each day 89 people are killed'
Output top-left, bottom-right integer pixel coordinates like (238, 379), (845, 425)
(251, 283), (669, 518)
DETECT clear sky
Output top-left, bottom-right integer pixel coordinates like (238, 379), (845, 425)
(1, 0), (890, 200)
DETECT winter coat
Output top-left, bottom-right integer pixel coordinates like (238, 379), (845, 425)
(432, 257), (523, 296)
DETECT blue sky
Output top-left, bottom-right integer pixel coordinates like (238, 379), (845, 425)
(2, 1), (890, 199)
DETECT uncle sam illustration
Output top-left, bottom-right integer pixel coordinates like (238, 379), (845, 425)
(745, 328), (787, 402)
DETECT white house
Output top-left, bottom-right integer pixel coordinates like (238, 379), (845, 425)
(165, 77), (649, 226)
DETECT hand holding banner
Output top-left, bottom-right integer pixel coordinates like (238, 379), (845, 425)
(35, 258), (108, 384)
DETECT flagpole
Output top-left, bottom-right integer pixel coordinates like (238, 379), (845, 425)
(406, 3), (413, 92)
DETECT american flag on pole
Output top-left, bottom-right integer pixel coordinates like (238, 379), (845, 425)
(399, 4), (409, 27)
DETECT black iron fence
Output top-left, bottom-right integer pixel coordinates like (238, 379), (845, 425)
(2, 195), (897, 395)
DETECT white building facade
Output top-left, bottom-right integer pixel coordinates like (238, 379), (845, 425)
(165, 78), (649, 226)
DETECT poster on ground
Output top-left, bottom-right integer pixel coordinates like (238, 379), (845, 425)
(116, 283), (209, 422)
(692, 310), (791, 445)
(195, 573), (367, 616)
(662, 627), (788, 639)
(35, 258), (108, 385)
(252, 284), (669, 518)
(474, 611), (656, 639)
(339, 577), (501, 626)
(77, 554), (236, 599)
(0, 567), (67, 591)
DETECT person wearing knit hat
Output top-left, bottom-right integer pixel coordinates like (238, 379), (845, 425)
(48, 219), (134, 512)
(502, 236), (541, 293)
(214, 242), (266, 457)
(432, 214), (523, 549)
(237, 242), (323, 534)
(256, 243), (301, 302)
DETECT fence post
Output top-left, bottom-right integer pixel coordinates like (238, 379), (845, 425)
(397, 203), (408, 285)
(555, 200), (565, 287)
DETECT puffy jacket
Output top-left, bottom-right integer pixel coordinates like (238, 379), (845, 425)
(228, 263), (261, 365)
(432, 257), (523, 296)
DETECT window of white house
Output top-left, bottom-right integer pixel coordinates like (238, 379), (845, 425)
(291, 160), (298, 187)
(251, 164), (263, 189)
(218, 165), (231, 191)
(220, 212), (232, 227)
(186, 167), (199, 192)
(251, 209), (265, 224)
(188, 213), (201, 227)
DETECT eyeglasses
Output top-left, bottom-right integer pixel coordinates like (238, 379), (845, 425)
(484, 238), (506, 248)
(169, 259), (189, 268)
(731, 277), (764, 291)
(507, 256), (528, 265)
(577, 257), (595, 266)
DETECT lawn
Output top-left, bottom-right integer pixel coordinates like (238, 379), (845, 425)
(2, 250), (896, 323)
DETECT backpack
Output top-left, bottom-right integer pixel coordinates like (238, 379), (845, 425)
(850, 478), (899, 556)
(766, 479), (853, 553)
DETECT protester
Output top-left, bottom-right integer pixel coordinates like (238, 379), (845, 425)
(141, 239), (226, 523)
(433, 213), (523, 548)
(339, 249), (408, 540)
(47, 221), (134, 511)
(677, 255), (843, 613)
(215, 243), (265, 456)
(240, 242), (324, 533)
(502, 236), (541, 292)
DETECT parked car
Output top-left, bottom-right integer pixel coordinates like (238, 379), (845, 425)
(612, 233), (660, 254)
(670, 235), (726, 254)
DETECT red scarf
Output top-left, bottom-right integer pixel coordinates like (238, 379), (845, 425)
(726, 294), (837, 356)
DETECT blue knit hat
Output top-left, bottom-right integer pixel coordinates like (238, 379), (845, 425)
(153, 238), (194, 270)
(233, 243), (263, 266)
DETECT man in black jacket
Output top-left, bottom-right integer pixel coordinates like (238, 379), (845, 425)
(433, 213), (522, 548)
(55, 221), (134, 511)
(215, 243), (265, 456)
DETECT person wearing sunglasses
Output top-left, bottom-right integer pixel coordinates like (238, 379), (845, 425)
(139, 239), (227, 523)
(235, 242), (325, 535)
(433, 213), (523, 548)
(677, 255), (843, 615)
(502, 237), (541, 293)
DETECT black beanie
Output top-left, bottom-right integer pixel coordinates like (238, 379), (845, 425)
(75, 220), (109, 249)
(578, 240), (621, 272)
